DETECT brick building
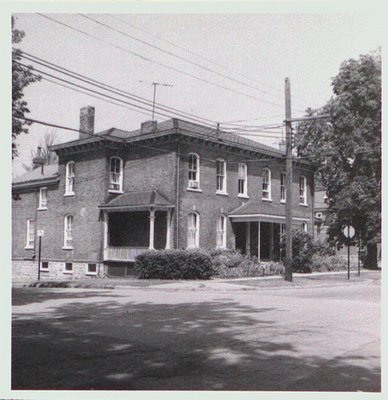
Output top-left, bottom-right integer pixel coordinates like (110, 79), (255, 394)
(12, 107), (315, 280)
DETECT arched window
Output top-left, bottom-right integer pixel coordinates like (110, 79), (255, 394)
(280, 173), (286, 202)
(109, 157), (123, 192)
(65, 161), (75, 195)
(299, 176), (307, 205)
(64, 215), (74, 248)
(216, 159), (227, 194)
(216, 215), (227, 249)
(187, 212), (199, 248)
(262, 168), (272, 200)
(188, 153), (200, 189)
(238, 163), (248, 196)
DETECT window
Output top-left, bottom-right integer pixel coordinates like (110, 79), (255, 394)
(216, 159), (227, 194)
(301, 222), (308, 233)
(216, 215), (227, 249)
(109, 157), (123, 192)
(65, 161), (75, 195)
(281, 223), (286, 236)
(63, 215), (73, 249)
(25, 219), (35, 249)
(299, 176), (307, 205)
(238, 163), (248, 197)
(280, 173), (286, 202)
(187, 212), (199, 248)
(188, 153), (200, 189)
(38, 187), (48, 209)
(64, 262), (73, 273)
(87, 263), (97, 275)
(40, 261), (49, 271)
(262, 168), (272, 200)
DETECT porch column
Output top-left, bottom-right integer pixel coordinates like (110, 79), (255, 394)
(103, 211), (109, 248)
(246, 222), (251, 256)
(257, 221), (261, 262)
(165, 209), (171, 249)
(149, 208), (155, 250)
(269, 223), (274, 260)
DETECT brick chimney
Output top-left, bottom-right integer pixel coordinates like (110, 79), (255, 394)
(141, 120), (157, 134)
(79, 106), (95, 139)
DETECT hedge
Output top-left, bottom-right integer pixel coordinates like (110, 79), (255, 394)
(134, 249), (214, 280)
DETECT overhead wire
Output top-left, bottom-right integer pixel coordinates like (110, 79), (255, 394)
(36, 13), (288, 110)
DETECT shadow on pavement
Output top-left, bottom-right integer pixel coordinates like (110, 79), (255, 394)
(12, 290), (380, 391)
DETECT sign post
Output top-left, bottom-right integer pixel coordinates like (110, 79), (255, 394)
(343, 225), (355, 280)
(37, 230), (44, 281)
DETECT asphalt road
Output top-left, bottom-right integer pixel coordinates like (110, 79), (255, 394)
(12, 273), (381, 391)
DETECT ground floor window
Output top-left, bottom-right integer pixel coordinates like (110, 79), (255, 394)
(25, 219), (35, 249)
(64, 262), (73, 273)
(216, 215), (227, 248)
(187, 212), (199, 248)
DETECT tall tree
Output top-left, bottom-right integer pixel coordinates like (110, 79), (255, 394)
(295, 49), (381, 269)
(12, 16), (41, 159)
(22, 130), (59, 171)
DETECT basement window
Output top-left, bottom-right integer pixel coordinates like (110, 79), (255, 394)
(64, 262), (73, 274)
(86, 263), (97, 276)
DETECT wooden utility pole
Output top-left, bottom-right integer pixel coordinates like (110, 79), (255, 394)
(284, 77), (293, 282)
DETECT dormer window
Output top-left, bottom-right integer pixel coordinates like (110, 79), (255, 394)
(188, 153), (200, 190)
(109, 157), (123, 193)
(65, 161), (75, 196)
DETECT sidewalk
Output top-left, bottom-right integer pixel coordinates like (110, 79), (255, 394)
(13, 269), (380, 291)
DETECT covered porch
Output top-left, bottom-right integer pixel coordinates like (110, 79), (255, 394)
(99, 191), (174, 262)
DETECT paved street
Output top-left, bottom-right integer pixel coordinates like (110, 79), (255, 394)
(12, 272), (380, 391)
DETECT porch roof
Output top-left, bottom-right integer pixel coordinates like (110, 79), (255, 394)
(99, 190), (174, 211)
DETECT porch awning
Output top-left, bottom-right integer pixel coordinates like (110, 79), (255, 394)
(228, 201), (310, 223)
(99, 190), (175, 212)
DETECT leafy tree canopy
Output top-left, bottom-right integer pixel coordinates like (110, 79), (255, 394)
(12, 16), (41, 159)
(295, 49), (381, 268)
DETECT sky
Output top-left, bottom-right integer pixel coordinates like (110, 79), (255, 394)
(11, 9), (383, 177)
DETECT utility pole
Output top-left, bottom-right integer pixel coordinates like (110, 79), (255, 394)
(151, 82), (173, 120)
(284, 77), (293, 282)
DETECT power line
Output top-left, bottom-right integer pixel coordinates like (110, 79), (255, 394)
(16, 50), (217, 127)
(36, 13), (287, 109)
(80, 14), (288, 103)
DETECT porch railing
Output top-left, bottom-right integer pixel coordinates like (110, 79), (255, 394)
(104, 246), (149, 262)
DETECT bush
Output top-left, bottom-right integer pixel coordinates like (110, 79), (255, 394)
(210, 249), (284, 278)
(281, 230), (316, 273)
(310, 254), (354, 272)
(134, 249), (214, 280)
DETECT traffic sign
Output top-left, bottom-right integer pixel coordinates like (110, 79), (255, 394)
(37, 229), (44, 237)
(343, 225), (355, 239)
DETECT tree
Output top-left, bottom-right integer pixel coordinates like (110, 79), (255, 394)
(12, 16), (41, 159)
(295, 49), (381, 269)
(22, 130), (59, 171)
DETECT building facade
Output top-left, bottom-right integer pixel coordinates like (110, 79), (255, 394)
(12, 107), (315, 280)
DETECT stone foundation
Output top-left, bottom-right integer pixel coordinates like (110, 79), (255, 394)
(12, 260), (106, 281)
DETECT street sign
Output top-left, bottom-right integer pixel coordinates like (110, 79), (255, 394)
(343, 225), (355, 239)
(37, 229), (44, 237)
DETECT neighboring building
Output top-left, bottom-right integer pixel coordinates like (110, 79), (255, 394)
(12, 106), (315, 280)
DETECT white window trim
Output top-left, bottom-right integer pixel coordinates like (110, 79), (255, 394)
(65, 161), (75, 196)
(216, 215), (227, 249)
(40, 261), (49, 272)
(262, 168), (272, 201)
(25, 219), (35, 249)
(238, 163), (248, 197)
(280, 173), (286, 203)
(63, 214), (74, 250)
(63, 263), (74, 274)
(86, 263), (98, 276)
(216, 159), (228, 195)
(187, 212), (200, 249)
(187, 153), (201, 190)
(109, 156), (124, 194)
(38, 187), (48, 210)
(299, 175), (308, 206)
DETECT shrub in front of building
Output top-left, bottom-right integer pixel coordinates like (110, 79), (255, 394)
(134, 249), (215, 280)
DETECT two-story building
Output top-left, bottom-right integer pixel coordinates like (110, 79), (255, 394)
(12, 106), (315, 280)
